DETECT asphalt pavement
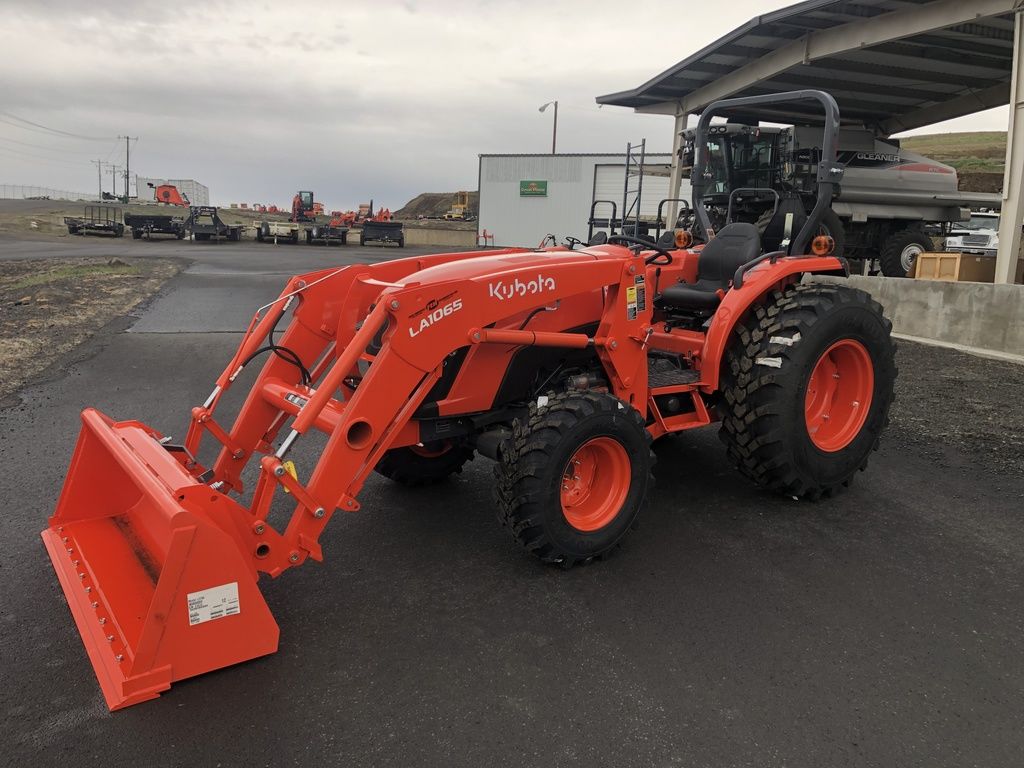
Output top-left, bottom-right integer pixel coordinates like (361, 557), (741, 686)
(1, 236), (1022, 767)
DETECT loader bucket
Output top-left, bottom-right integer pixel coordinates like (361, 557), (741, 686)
(41, 408), (279, 711)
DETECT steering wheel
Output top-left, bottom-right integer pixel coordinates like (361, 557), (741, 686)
(607, 233), (674, 265)
(564, 236), (585, 250)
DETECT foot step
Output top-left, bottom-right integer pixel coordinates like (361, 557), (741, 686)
(648, 361), (699, 388)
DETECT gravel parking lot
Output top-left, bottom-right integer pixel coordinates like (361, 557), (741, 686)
(1, 236), (1021, 767)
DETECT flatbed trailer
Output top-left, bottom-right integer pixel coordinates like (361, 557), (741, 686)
(124, 213), (186, 240)
(187, 206), (245, 242)
(64, 206), (124, 238)
(255, 220), (302, 244)
(304, 222), (349, 246)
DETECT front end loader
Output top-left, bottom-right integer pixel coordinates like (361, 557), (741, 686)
(44, 90), (897, 710)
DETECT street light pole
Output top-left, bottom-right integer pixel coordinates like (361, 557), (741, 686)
(539, 100), (558, 154)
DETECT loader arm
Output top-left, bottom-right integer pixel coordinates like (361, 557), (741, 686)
(178, 246), (651, 579)
(41, 243), (654, 710)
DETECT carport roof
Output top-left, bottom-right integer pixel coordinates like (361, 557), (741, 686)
(596, 0), (1019, 134)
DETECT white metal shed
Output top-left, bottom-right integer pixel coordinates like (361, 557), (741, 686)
(477, 153), (691, 248)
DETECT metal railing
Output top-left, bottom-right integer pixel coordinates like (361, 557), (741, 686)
(0, 184), (96, 201)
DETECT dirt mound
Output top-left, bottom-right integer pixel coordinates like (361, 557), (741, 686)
(958, 172), (1003, 194)
(395, 192), (479, 220)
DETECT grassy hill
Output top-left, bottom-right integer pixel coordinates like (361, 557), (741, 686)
(901, 132), (1005, 173)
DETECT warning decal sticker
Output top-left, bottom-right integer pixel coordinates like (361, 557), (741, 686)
(634, 275), (647, 312)
(625, 284), (638, 320)
(188, 582), (240, 626)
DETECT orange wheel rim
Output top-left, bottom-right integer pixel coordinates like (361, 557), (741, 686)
(560, 437), (631, 531)
(805, 339), (874, 452)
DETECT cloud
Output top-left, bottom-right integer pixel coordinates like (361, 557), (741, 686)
(0, 0), (1009, 206)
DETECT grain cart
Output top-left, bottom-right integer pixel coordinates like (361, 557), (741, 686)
(43, 91), (896, 711)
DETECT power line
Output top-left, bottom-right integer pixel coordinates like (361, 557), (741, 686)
(0, 143), (94, 167)
(0, 111), (114, 141)
(0, 133), (112, 155)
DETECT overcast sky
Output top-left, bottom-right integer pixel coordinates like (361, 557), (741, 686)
(0, 0), (1010, 208)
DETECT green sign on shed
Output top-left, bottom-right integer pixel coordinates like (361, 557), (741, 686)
(519, 180), (548, 197)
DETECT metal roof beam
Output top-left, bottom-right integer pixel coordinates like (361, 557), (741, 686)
(878, 81), (1012, 133)
(869, 40), (1012, 72)
(678, 0), (1021, 115)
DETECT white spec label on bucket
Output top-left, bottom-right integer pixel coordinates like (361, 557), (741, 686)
(187, 582), (240, 626)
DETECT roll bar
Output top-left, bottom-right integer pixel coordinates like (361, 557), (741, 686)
(691, 90), (845, 258)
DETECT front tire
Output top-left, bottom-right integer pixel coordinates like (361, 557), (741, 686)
(375, 440), (475, 486)
(719, 283), (896, 499)
(494, 392), (653, 567)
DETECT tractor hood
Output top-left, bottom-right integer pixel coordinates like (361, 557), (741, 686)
(400, 249), (614, 286)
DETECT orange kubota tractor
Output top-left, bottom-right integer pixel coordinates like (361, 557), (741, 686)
(44, 91), (896, 710)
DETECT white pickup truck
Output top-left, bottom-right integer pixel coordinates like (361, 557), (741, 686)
(944, 211), (1000, 257)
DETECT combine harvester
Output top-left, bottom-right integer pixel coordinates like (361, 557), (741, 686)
(43, 91), (897, 710)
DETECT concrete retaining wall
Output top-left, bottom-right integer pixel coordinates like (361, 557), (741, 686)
(401, 227), (477, 248)
(818, 275), (1024, 356)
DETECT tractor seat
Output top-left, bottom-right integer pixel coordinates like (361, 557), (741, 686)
(657, 223), (761, 312)
(588, 231), (609, 245)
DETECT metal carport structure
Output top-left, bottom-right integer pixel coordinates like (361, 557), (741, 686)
(597, 0), (1024, 284)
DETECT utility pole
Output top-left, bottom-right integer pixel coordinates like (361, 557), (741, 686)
(118, 135), (137, 203)
(91, 159), (104, 202)
(109, 165), (121, 200)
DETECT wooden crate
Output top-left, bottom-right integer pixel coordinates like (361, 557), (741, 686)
(913, 252), (996, 283)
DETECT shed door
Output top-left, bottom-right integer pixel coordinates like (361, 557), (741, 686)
(593, 165), (689, 219)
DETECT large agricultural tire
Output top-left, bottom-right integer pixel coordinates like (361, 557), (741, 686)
(719, 283), (896, 499)
(494, 391), (654, 567)
(375, 439), (475, 486)
(879, 226), (932, 277)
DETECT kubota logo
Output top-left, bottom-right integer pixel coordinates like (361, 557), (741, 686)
(408, 298), (463, 338)
(488, 274), (556, 301)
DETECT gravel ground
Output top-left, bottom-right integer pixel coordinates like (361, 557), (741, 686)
(0, 256), (181, 404)
(889, 340), (1024, 476)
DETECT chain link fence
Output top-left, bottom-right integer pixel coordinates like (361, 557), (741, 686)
(0, 184), (96, 202)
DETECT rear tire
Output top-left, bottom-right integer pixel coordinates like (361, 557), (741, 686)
(375, 439), (475, 486)
(719, 283), (896, 499)
(494, 391), (653, 567)
(880, 227), (932, 277)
